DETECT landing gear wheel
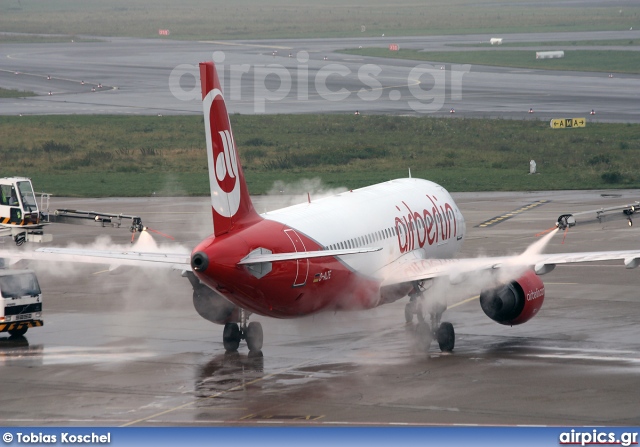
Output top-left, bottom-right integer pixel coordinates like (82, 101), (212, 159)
(436, 322), (455, 352)
(415, 321), (432, 352)
(222, 323), (241, 352)
(404, 303), (413, 323)
(405, 301), (425, 324)
(416, 305), (426, 324)
(8, 326), (28, 337)
(246, 321), (263, 352)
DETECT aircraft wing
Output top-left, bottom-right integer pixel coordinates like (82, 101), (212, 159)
(378, 249), (640, 288)
(530, 250), (640, 271)
(0, 247), (191, 271)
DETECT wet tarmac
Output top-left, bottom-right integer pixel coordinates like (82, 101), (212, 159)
(1, 190), (640, 426)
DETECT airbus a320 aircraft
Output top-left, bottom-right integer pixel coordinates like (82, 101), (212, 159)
(4, 61), (640, 354)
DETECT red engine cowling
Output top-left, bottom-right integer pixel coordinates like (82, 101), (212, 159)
(479, 270), (545, 326)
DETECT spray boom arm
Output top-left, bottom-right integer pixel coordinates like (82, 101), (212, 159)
(45, 209), (144, 234)
(556, 202), (639, 230)
(43, 209), (174, 244)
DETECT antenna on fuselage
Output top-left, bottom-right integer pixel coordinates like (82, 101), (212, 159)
(408, 168), (412, 178)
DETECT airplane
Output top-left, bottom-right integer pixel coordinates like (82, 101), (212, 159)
(2, 61), (640, 355)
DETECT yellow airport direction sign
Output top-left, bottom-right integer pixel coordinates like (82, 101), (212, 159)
(550, 118), (586, 129)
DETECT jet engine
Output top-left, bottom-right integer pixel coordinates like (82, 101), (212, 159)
(479, 270), (545, 326)
(185, 272), (239, 324)
(192, 284), (239, 324)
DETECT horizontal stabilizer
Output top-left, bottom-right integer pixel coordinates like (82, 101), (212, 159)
(238, 247), (382, 265)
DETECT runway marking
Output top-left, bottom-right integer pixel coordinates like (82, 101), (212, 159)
(120, 326), (401, 426)
(2, 414), (553, 427)
(198, 41), (292, 50)
(120, 296), (524, 425)
(241, 414), (325, 421)
(451, 295), (479, 308)
(545, 282), (578, 285)
(120, 356), (334, 426)
(0, 68), (110, 88)
(475, 200), (550, 228)
(524, 352), (640, 364)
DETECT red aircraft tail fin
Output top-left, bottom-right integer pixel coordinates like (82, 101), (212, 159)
(199, 61), (260, 236)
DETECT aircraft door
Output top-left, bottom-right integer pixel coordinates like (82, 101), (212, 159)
(283, 228), (309, 287)
(0, 184), (22, 224)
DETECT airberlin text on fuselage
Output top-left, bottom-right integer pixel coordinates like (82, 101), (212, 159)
(395, 195), (457, 253)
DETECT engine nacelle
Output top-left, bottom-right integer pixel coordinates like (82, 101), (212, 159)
(479, 270), (545, 325)
(192, 284), (239, 325)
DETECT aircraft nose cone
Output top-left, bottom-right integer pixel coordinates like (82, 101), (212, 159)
(191, 251), (209, 272)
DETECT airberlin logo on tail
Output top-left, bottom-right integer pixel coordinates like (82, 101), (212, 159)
(215, 130), (238, 188)
(395, 196), (457, 253)
(203, 88), (241, 218)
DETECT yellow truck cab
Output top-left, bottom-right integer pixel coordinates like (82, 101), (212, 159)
(0, 269), (43, 336)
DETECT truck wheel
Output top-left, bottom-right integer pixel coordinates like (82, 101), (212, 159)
(9, 326), (28, 337)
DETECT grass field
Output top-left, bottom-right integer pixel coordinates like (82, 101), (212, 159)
(1, 115), (639, 197)
(0, 88), (37, 98)
(0, 0), (638, 40)
(341, 48), (640, 74)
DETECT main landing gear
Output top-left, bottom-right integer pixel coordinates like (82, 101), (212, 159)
(223, 309), (263, 353)
(405, 282), (455, 353)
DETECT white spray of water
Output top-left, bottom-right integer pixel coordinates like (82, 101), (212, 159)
(310, 227), (562, 325)
(520, 227), (559, 259)
(261, 178), (348, 211)
(431, 227), (560, 311)
(13, 231), (195, 314)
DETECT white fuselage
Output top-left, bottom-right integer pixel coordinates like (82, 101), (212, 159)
(262, 178), (466, 277)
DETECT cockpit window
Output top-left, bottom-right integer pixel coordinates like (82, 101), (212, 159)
(17, 181), (37, 212)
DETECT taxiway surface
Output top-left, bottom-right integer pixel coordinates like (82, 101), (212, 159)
(1, 31), (640, 121)
(1, 191), (640, 426)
